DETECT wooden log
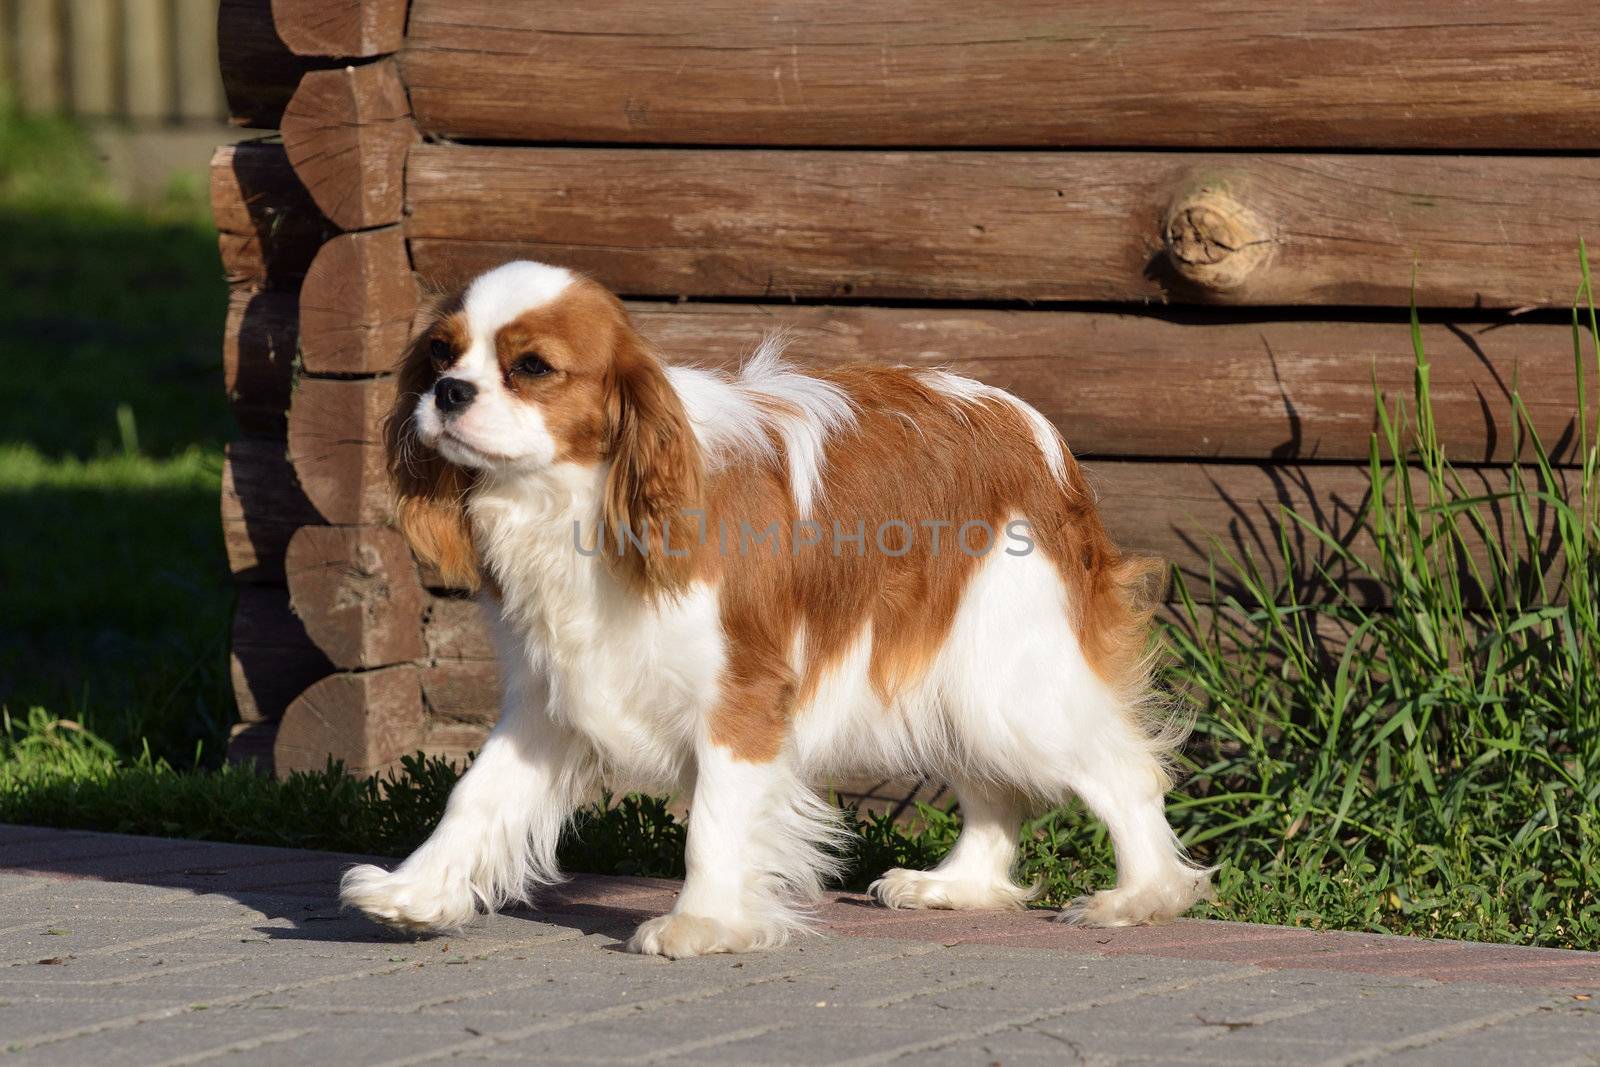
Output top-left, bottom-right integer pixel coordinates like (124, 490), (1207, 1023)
(278, 309), (1582, 601)
(402, 597), (1358, 716)
(269, 0), (407, 58)
(287, 375), (395, 524)
(285, 525), (425, 670)
(419, 721), (485, 769)
(406, 146), (1600, 309)
(420, 594), (499, 725)
(298, 228), (418, 374)
(274, 666), (425, 777)
(627, 304), (1591, 466)
(330, 412), (1570, 605)
(230, 589), (500, 770)
(210, 143), (336, 291)
(423, 594), (494, 659)
(281, 60), (415, 232)
(828, 777), (950, 820)
(227, 720), (279, 771)
(218, 0), (340, 128)
(287, 301), (1590, 466)
(222, 436), (322, 583)
(224, 287), (297, 436)
(400, 0), (1600, 151)
(230, 584), (334, 724)
(420, 662), (500, 727)
(1160, 604), (1366, 688)
(302, 601), (1361, 793)
(252, 714), (485, 777)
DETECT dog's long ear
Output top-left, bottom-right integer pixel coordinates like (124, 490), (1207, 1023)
(602, 326), (704, 597)
(385, 324), (482, 592)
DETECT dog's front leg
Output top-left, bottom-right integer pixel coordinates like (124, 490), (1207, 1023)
(627, 740), (828, 958)
(342, 674), (593, 933)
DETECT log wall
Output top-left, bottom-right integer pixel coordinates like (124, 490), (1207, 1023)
(213, 0), (1598, 799)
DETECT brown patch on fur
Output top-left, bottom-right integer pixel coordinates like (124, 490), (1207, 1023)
(601, 339), (705, 596)
(492, 285), (622, 466)
(386, 299), (482, 591)
(695, 366), (1159, 763)
(710, 640), (798, 764)
(699, 457), (797, 761)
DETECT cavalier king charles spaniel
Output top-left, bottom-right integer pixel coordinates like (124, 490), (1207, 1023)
(341, 261), (1212, 957)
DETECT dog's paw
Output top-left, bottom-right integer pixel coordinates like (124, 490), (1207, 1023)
(1054, 871), (1212, 927)
(869, 868), (1035, 911)
(625, 914), (771, 959)
(340, 862), (480, 933)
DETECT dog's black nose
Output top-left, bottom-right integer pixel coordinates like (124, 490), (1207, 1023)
(434, 377), (477, 415)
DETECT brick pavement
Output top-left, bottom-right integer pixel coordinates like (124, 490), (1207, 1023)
(1, 825), (1596, 1065)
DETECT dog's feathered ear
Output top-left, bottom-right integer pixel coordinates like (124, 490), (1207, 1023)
(385, 321), (482, 592)
(602, 326), (703, 597)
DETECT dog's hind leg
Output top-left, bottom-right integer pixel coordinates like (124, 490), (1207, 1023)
(1053, 722), (1211, 926)
(869, 781), (1037, 910)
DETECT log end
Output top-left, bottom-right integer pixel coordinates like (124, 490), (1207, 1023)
(285, 524), (425, 670)
(274, 667), (424, 777)
(299, 228), (418, 374)
(286, 377), (397, 525)
(269, 0), (407, 58)
(281, 61), (415, 231)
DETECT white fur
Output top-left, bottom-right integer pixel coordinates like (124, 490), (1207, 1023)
(629, 743), (847, 957)
(917, 368), (1068, 483)
(670, 336), (855, 515)
(343, 263), (1208, 956)
(462, 261), (575, 332)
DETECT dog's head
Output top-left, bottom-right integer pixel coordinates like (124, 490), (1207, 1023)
(386, 261), (703, 593)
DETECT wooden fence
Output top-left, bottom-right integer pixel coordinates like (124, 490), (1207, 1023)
(212, 0), (1599, 802)
(0, 0), (225, 122)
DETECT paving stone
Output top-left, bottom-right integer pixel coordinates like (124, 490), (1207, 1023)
(3, 825), (1600, 1066)
(1377, 1021), (1600, 1067)
(916, 1027), (1352, 1066)
(625, 1011), (971, 1067)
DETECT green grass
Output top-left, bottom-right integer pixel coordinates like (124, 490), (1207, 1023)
(3, 108), (1598, 951)
(0, 108), (232, 763)
(1156, 267), (1600, 949)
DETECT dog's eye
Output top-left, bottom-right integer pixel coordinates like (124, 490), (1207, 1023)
(429, 337), (453, 370)
(512, 352), (553, 378)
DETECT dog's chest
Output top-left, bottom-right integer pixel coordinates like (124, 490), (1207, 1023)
(473, 490), (725, 778)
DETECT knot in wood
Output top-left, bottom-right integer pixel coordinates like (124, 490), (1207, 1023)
(1163, 188), (1273, 293)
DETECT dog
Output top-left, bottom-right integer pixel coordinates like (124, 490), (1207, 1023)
(341, 261), (1212, 957)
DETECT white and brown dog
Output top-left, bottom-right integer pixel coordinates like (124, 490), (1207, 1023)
(341, 261), (1211, 957)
